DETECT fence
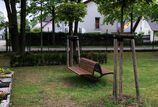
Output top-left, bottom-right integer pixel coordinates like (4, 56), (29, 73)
(2, 32), (158, 52)
(25, 32), (158, 46)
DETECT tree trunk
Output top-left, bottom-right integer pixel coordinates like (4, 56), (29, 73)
(121, 3), (124, 33)
(40, 0), (43, 51)
(4, 0), (19, 53)
(10, 0), (19, 53)
(5, 26), (8, 52)
(52, 6), (56, 45)
(74, 21), (78, 35)
(133, 16), (141, 33)
(130, 8), (133, 33)
(19, 0), (26, 55)
(74, 0), (81, 35)
(69, 21), (73, 66)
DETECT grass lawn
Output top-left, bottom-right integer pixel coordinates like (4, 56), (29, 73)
(1, 52), (158, 107)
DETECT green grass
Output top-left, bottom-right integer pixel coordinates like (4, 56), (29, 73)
(1, 52), (158, 107)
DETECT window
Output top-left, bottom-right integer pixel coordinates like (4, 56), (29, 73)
(79, 28), (82, 33)
(65, 28), (68, 33)
(106, 29), (108, 33)
(140, 26), (142, 31)
(148, 30), (151, 35)
(95, 17), (100, 29)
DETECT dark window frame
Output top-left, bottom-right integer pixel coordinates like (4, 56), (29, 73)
(95, 17), (100, 29)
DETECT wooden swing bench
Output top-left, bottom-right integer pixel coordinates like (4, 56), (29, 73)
(68, 58), (113, 79)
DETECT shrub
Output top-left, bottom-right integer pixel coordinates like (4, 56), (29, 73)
(10, 52), (107, 67)
(31, 28), (41, 33)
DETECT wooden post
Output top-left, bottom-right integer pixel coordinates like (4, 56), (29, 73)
(119, 40), (123, 98)
(70, 37), (73, 66)
(113, 38), (118, 104)
(131, 39), (140, 101)
(67, 36), (70, 67)
(77, 37), (80, 63)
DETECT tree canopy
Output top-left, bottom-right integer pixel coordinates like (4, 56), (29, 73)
(56, 2), (87, 23)
(0, 11), (5, 30)
(95, 0), (157, 25)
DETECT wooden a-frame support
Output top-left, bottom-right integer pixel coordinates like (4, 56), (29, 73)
(113, 34), (140, 104)
(67, 36), (81, 67)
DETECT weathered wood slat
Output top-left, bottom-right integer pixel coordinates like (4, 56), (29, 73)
(68, 66), (92, 75)
(101, 68), (113, 75)
(68, 58), (113, 79)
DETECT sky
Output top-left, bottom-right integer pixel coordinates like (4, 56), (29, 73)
(0, 0), (8, 21)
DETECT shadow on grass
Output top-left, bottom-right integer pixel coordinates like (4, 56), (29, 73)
(61, 75), (109, 89)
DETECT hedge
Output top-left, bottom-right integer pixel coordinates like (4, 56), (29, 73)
(25, 32), (147, 47)
(25, 32), (114, 46)
(10, 52), (107, 67)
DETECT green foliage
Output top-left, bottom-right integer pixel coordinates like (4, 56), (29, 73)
(31, 28), (41, 33)
(0, 11), (5, 22)
(136, 32), (144, 38)
(95, 0), (157, 24)
(146, 2), (158, 22)
(56, 2), (87, 23)
(25, 32), (113, 46)
(0, 11), (5, 30)
(0, 67), (13, 75)
(10, 52), (107, 67)
(28, 0), (64, 27)
(17, 15), (30, 32)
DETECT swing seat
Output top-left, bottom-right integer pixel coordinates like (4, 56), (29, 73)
(68, 58), (113, 79)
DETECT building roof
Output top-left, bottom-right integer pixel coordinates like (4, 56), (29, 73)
(83, 0), (92, 4)
(148, 21), (158, 31)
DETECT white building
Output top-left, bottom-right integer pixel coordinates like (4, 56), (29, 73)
(135, 20), (158, 42)
(78, 0), (118, 33)
(32, 0), (118, 34)
(32, 17), (66, 32)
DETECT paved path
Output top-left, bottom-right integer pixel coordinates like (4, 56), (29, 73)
(0, 40), (6, 51)
(1, 47), (158, 52)
(0, 40), (6, 46)
(26, 47), (158, 52)
(0, 40), (158, 52)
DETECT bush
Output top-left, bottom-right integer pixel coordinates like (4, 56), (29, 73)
(25, 32), (113, 46)
(31, 28), (41, 33)
(10, 52), (107, 67)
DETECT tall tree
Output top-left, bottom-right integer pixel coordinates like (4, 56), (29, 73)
(0, 11), (5, 30)
(95, 0), (156, 101)
(74, 0), (81, 35)
(40, 0), (43, 51)
(47, 0), (65, 45)
(19, 0), (27, 55)
(28, 0), (64, 46)
(28, 0), (47, 51)
(95, 0), (155, 33)
(4, 0), (19, 52)
(56, 2), (87, 66)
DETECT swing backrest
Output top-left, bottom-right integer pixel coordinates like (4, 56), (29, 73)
(79, 58), (98, 74)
